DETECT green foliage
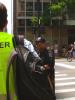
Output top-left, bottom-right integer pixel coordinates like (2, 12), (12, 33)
(60, 0), (75, 8)
(41, 7), (51, 25)
(31, 0), (75, 26)
(31, 8), (51, 26)
(60, 0), (75, 13)
(65, 0), (75, 4)
(49, 1), (66, 16)
(31, 16), (38, 26)
(66, 0), (75, 10)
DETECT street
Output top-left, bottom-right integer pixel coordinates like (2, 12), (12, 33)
(55, 58), (75, 100)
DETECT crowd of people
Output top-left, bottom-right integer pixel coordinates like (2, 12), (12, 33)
(0, 2), (55, 100)
(46, 42), (75, 58)
(2, 1), (75, 100)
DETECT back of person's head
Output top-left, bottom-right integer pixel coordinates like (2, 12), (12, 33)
(12, 35), (24, 48)
(0, 2), (7, 29)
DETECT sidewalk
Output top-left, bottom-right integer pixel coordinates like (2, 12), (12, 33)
(55, 58), (75, 100)
(57, 97), (75, 100)
(55, 58), (75, 69)
(55, 58), (75, 62)
(55, 58), (67, 62)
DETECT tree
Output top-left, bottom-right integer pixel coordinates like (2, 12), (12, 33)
(49, 2), (66, 17)
(59, 0), (75, 19)
(31, 16), (46, 35)
(31, 16), (38, 26)
(58, 0), (75, 11)
(31, 0), (75, 26)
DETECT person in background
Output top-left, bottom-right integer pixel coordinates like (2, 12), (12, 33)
(66, 44), (73, 58)
(35, 37), (51, 69)
(35, 37), (55, 98)
(24, 38), (40, 59)
(35, 37), (55, 70)
(73, 42), (75, 58)
(13, 35), (40, 60)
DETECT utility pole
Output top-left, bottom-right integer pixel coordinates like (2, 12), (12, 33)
(50, 0), (53, 43)
(25, 0), (26, 38)
(37, 0), (40, 37)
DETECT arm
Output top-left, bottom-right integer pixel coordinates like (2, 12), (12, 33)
(24, 39), (40, 59)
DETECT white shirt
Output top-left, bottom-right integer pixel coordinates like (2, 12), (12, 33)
(24, 39), (39, 58)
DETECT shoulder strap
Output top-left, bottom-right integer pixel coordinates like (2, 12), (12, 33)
(6, 47), (30, 100)
(6, 50), (17, 100)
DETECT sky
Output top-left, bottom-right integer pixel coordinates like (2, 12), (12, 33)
(0, 0), (13, 34)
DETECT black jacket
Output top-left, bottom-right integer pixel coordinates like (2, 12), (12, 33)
(39, 48), (51, 65)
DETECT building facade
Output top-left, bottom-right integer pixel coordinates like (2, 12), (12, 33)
(13, 0), (75, 46)
(13, 0), (52, 34)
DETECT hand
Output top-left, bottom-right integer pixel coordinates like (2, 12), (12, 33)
(44, 65), (50, 70)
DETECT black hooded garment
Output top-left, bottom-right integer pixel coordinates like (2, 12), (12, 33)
(9, 47), (55, 100)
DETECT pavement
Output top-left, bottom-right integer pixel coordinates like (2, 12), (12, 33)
(55, 58), (75, 62)
(55, 58), (75, 67)
(57, 97), (75, 100)
(55, 58), (75, 100)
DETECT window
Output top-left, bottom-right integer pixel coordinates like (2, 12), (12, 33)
(26, 2), (33, 11)
(20, 1), (25, 11)
(35, 2), (42, 11)
(26, 19), (32, 26)
(17, 27), (25, 34)
(18, 19), (25, 26)
(43, 3), (49, 10)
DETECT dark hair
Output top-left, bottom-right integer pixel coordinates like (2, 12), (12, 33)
(0, 2), (7, 29)
(12, 35), (24, 47)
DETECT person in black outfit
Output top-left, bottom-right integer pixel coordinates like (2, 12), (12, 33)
(35, 37), (50, 66)
(35, 37), (55, 99)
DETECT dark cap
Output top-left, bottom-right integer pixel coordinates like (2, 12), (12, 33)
(35, 37), (46, 43)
